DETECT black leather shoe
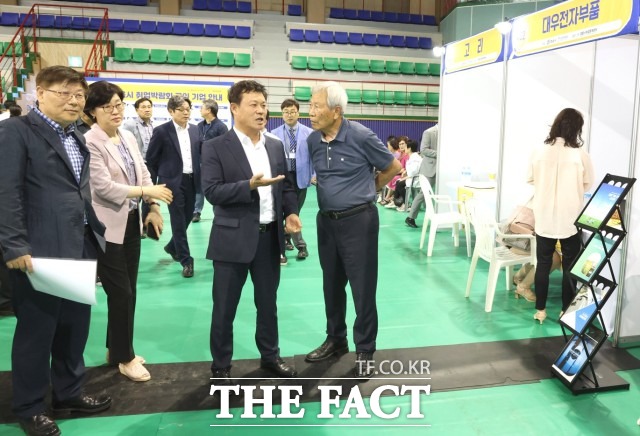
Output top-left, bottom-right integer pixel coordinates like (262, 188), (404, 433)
(305, 338), (349, 362)
(192, 212), (201, 223)
(405, 217), (418, 228)
(182, 263), (194, 278)
(52, 393), (112, 414)
(164, 245), (180, 262)
(260, 357), (297, 378)
(353, 352), (375, 378)
(285, 241), (294, 251)
(296, 247), (309, 260)
(211, 367), (232, 385)
(17, 414), (60, 436)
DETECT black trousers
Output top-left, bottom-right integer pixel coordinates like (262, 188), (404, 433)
(166, 174), (196, 266)
(0, 252), (11, 309)
(210, 227), (281, 370)
(141, 165), (157, 225)
(317, 204), (379, 353)
(10, 228), (98, 418)
(285, 171), (307, 250)
(97, 210), (141, 364)
(535, 232), (582, 311)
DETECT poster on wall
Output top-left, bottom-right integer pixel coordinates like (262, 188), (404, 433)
(86, 77), (234, 129)
(560, 276), (616, 334)
(552, 326), (605, 386)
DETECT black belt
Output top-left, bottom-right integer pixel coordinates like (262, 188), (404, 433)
(259, 222), (275, 232)
(320, 202), (374, 220)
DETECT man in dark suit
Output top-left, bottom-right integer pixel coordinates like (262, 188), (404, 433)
(201, 80), (301, 382)
(146, 96), (201, 278)
(0, 66), (112, 436)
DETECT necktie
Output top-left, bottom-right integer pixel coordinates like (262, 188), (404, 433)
(287, 128), (297, 172)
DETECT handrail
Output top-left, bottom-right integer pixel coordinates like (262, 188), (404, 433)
(0, 4), (37, 104)
(85, 13), (110, 76)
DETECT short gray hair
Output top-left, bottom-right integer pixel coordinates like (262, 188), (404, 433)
(312, 81), (347, 113)
(202, 99), (219, 116)
(167, 95), (190, 112)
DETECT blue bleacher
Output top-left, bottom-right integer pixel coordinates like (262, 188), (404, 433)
(418, 36), (433, 49)
(398, 13), (411, 23)
(107, 18), (123, 32)
(89, 17), (103, 30)
(288, 4), (302, 16)
(221, 25), (235, 38)
(371, 11), (384, 22)
(304, 29), (319, 42)
(377, 34), (390, 47)
(140, 20), (156, 33)
(334, 31), (348, 44)
(329, 8), (344, 19)
(222, 1), (237, 12)
(204, 23), (220, 36)
(348, 32), (363, 45)
(71, 16), (89, 30)
(1, 13), (19, 26)
(384, 12), (398, 22)
(208, 0), (223, 10)
(343, 9), (357, 20)
(173, 22), (188, 35)
(319, 30), (333, 44)
(236, 25), (251, 39)
(38, 14), (55, 28)
(189, 23), (204, 36)
(406, 36), (419, 49)
(131, 0), (149, 5)
(357, 10), (371, 21)
(410, 14), (422, 25)
(237, 1), (251, 13)
(289, 28), (304, 42)
(55, 15), (72, 29)
(156, 21), (172, 34)
(391, 35), (405, 47)
(363, 33), (377, 46)
(123, 19), (140, 32)
(423, 15), (437, 26)
(193, 0), (207, 10)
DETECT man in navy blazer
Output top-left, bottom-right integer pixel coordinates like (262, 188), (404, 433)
(202, 80), (301, 382)
(0, 66), (111, 436)
(270, 98), (314, 261)
(146, 96), (201, 278)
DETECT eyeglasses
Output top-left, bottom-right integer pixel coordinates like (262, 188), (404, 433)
(99, 102), (125, 113)
(283, 110), (298, 116)
(44, 88), (86, 101)
(174, 107), (192, 113)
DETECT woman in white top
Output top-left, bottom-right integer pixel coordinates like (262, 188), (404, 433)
(527, 108), (594, 324)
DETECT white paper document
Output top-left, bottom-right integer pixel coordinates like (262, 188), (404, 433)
(27, 257), (98, 305)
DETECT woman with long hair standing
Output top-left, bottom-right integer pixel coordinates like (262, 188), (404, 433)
(527, 108), (594, 323)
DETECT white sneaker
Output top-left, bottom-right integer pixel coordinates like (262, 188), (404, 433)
(384, 202), (397, 209)
(396, 204), (406, 212)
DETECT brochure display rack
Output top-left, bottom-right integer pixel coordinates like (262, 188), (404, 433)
(551, 174), (635, 394)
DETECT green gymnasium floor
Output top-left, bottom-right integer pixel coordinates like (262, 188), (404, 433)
(1, 186), (640, 435)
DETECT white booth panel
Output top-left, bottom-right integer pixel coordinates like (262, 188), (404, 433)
(499, 43), (595, 220)
(438, 63), (504, 206)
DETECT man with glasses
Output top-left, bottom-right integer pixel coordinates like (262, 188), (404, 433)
(270, 99), (314, 261)
(0, 66), (111, 436)
(146, 96), (201, 278)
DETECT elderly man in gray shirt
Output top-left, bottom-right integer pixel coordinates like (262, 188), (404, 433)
(304, 81), (401, 378)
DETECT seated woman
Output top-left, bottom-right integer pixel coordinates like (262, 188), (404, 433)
(381, 135), (409, 207)
(393, 139), (422, 212)
(84, 81), (173, 381)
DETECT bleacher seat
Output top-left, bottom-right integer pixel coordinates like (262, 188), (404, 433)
(304, 30), (319, 42)
(369, 60), (385, 74)
(363, 33), (377, 46)
(377, 34), (391, 47)
(427, 92), (439, 106)
(208, 0), (223, 10)
(189, 23), (204, 36)
(354, 59), (369, 73)
(238, 1), (251, 12)
(339, 58), (355, 72)
(346, 89), (362, 103)
(236, 26), (251, 39)
(132, 48), (149, 63)
(378, 90), (394, 104)
(400, 62), (415, 75)
(410, 14), (422, 25)
(218, 52), (234, 66)
(156, 22), (172, 34)
(334, 32), (348, 44)
(172, 23), (188, 35)
(107, 18), (123, 32)
(362, 90), (378, 104)
(386, 61), (400, 74)
(394, 91), (409, 105)
(423, 15), (437, 26)
(391, 35), (405, 48)
(406, 36), (419, 49)
(222, 1), (237, 12)
(38, 15), (55, 28)
(130, 0), (148, 5)
(114, 47), (132, 62)
(419, 37), (433, 49)
(1, 13), (20, 26)
(54, 16), (72, 29)
(235, 52), (251, 67)
(150, 49), (167, 63)
(428, 63), (441, 76)
(140, 20), (156, 33)
(415, 63), (429, 76)
(204, 24), (220, 37)
(290, 29), (304, 42)
(384, 12), (398, 22)
(19, 13), (34, 27)
(291, 55), (307, 70)
(348, 33), (363, 45)
(123, 19), (140, 33)
(221, 25), (235, 38)
(319, 31), (333, 44)
(343, 9), (357, 20)
(398, 13), (411, 23)
(307, 56), (323, 70)
(288, 4), (302, 16)
(71, 17), (89, 30)
(184, 50), (201, 64)
(193, 0), (207, 10)
(168, 50), (185, 64)
(371, 11), (384, 22)
(324, 57), (339, 71)
(410, 92), (427, 106)
(201, 51), (218, 65)
(329, 8), (344, 19)
(294, 86), (311, 102)
(357, 10), (371, 20)
(89, 17), (103, 30)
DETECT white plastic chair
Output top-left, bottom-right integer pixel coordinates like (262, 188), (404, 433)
(464, 200), (536, 312)
(418, 175), (470, 257)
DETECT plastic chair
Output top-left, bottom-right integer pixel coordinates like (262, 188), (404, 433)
(369, 60), (385, 73)
(236, 26), (251, 39)
(362, 90), (378, 104)
(346, 89), (362, 103)
(385, 61), (400, 74)
(343, 9), (357, 20)
(71, 17), (90, 30)
(123, 19), (140, 33)
(38, 15), (55, 29)
(289, 29), (304, 41)
(319, 31), (333, 44)
(307, 56), (323, 70)
(304, 30), (319, 42)
(294, 86), (311, 102)
(418, 175), (470, 257)
(237, 1), (251, 13)
(427, 92), (440, 107)
(391, 35), (405, 48)
(400, 62), (415, 75)
(339, 58), (355, 71)
(168, 50), (185, 64)
(371, 11), (384, 22)
(204, 24), (220, 37)
(132, 48), (149, 63)
(157, 22), (173, 34)
(429, 63), (441, 76)
(114, 47), (132, 62)
(0, 12), (20, 26)
(235, 53), (251, 67)
(329, 8), (344, 19)
(415, 63), (429, 76)
(208, 0), (223, 10)
(184, 50), (201, 64)
(419, 37), (433, 49)
(291, 56), (307, 70)
(140, 21), (156, 33)
(323, 57), (339, 71)
(410, 92), (427, 106)
(354, 59), (369, 73)
(201, 51), (217, 65)
(193, 0), (208, 10)
(398, 13), (411, 23)
(377, 34), (391, 47)
(357, 10), (371, 21)
(394, 91), (409, 105)
(363, 33), (377, 46)
(334, 32), (349, 44)
(189, 23), (205, 36)
(288, 4), (302, 16)
(221, 25), (235, 38)
(378, 90), (394, 105)
(54, 16), (72, 29)
(222, 1), (237, 12)
(406, 36), (419, 49)
(173, 22), (188, 35)
(464, 200), (536, 312)
(218, 52), (234, 66)
(348, 33), (363, 45)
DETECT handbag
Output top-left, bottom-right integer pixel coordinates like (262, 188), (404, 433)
(509, 205), (535, 235)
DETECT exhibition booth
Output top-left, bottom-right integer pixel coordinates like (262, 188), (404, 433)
(437, 0), (640, 346)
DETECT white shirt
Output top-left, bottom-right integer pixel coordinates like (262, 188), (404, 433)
(405, 152), (423, 187)
(0, 111), (10, 121)
(173, 121), (193, 174)
(527, 138), (594, 238)
(235, 127), (275, 224)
